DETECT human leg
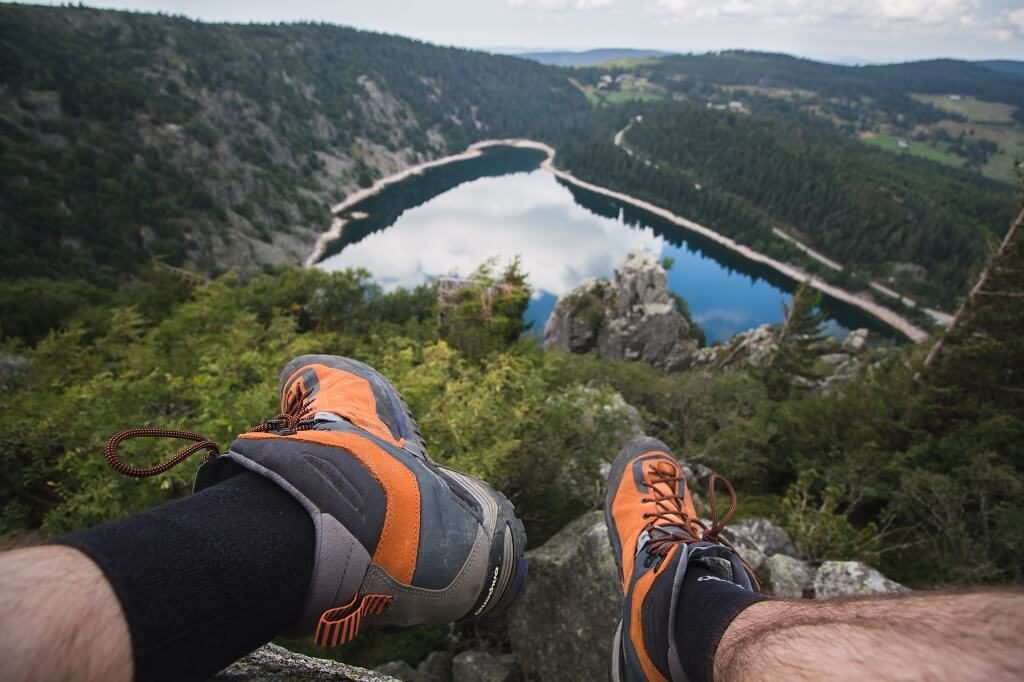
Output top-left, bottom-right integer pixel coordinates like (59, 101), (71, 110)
(715, 590), (1024, 681)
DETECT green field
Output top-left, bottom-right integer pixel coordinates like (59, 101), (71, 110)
(572, 79), (666, 107)
(860, 133), (962, 168)
(911, 94), (1017, 123)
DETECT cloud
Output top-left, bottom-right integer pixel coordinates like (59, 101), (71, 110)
(1008, 8), (1024, 33)
(650, 0), (981, 26)
(507, 0), (614, 10)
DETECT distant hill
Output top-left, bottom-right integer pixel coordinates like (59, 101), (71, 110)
(516, 48), (670, 67)
(0, 5), (587, 282)
(570, 50), (1024, 183)
(979, 60), (1024, 79)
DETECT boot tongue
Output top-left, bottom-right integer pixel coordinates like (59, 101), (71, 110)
(636, 524), (696, 556)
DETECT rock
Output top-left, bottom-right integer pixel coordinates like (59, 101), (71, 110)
(544, 251), (699, 371)
(0, 354), (29, 384)
(417, 652), (452, 682)
(375, 661), (421, 681)
(451, 650), (520, 682)
(376, 651), (451, 682)
(691, 325), (779, 370)
(764, 554), (815, 598)
(216, 643), (399, 681)
(813, 561), (909, 599)
(723, 519), (797, 575)
(820, 353), (851, 366)
(841, 329), (869, 354)
(508, 511), (621, 681)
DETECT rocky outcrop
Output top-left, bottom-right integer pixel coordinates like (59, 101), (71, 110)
(841, 328), (869, 354)
(691, 324), (779, 370)
(452, 650), (520, 682)
(376, 651), (452, 682)
(507, 511), (621, 682)
(544, 251), (699, 371)
(508, 509), (906, 680)
(216, 644), (398, 681)
(813, 561), (909, 599)
(763, 555), (816, 598)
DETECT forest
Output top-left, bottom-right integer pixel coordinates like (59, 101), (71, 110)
(2, 6), (1023, 669)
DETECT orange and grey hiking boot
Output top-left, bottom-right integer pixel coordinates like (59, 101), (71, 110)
(192, 355), (528, 645)
(605, 437), (759, 682)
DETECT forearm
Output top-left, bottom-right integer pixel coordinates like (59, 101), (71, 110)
(716, 591), (1024, 681)
(0, 471), (315, 682)
(0, 545), (134, 682)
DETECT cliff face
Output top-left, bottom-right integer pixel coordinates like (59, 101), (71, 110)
(544, 251), (700, 371)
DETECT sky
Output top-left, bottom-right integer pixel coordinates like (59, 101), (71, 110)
(16, 0), (1024, 62)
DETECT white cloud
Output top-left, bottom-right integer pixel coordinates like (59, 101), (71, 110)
(651, 0), (980, 22)
(507, 0), (614, 10)
(1008, 8), (1024, 33)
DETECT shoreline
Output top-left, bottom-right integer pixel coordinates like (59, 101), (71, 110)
(305, 138), (930, 342)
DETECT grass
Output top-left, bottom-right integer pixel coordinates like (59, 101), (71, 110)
(914, 119), (1024, 183)
(601, 89), (665, 104)
(572, 77), (667, 107)
(911, 94), (1017, 124)
(859, 132), (961, 169)
(591, 56), (662, 69)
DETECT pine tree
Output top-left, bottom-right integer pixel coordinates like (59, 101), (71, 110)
(761, 280), (827, 398)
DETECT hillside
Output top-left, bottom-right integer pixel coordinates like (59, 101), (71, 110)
(545, 102), (1014, 309)
(1, 7), (1016, 318)
(0, 4), (587, 283)
(572, 51), (1024, 183)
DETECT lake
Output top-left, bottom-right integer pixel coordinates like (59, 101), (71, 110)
(317, 146), (896, 344)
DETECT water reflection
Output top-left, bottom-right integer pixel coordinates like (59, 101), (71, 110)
(318, 146), (895, 344)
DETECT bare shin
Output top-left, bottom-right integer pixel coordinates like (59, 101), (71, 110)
(0, 546), (133, 682)
(715, 591), (1024, 681)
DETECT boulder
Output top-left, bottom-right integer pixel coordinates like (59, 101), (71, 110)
(819, 353), (850, 367)
(417, 652), (453, 682)
(216, 644), (399, 681)
(451, 650), (520, 682)
(375, 661), (421, 681)
(841, 329), (869, 354)
(507, 511), (621, 681)
(691, 324), (779, 370)
(764, 554), (815, 599)
(722, 519), (797, 574)
(813, 561), (908, 599)
(544, 251), (698, 371)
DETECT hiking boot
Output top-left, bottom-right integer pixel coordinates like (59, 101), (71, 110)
(195, 354), (528, 645)
(604, 437), (758, 681)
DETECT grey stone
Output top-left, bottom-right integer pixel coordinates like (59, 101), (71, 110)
(841, 329), (869, 354)
(727, 519), (797, 559)
(813, 561), (909, 599)
(0, 354), (29, 383)
(691, 324), (779, 370)
(215, 643), (399, 681)
(764, 554), (815, 598)
(416, 652), (452, 682)
(374, 662), (421, 682)
(544, 251), (698, 371)
(451, 650), (519, 682)
(820, 353), (851, 366)
(508, 511), (621, 681)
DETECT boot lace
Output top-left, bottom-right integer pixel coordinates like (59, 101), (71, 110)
(103, 386), (315, 479)
(642, 461), (759, 587)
